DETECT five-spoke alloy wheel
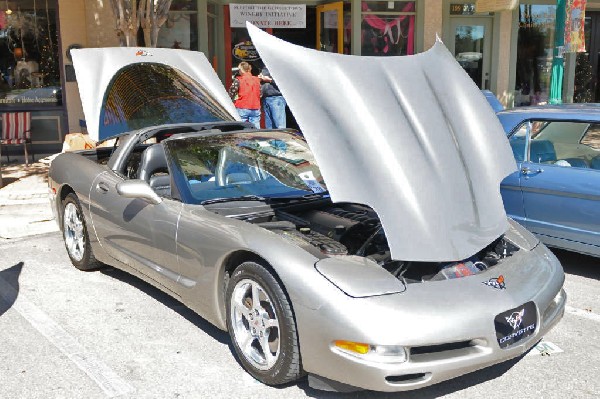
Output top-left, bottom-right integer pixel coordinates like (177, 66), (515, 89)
(226, 261), (302, 385)
(62, 193), (99, 270)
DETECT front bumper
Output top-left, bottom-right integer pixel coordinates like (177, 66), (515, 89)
(297, 242), (566, 392)
(308, 287), (565, 392)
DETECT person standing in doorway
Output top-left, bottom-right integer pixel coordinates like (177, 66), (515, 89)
(229, 62), (261, 129)
(259, 67), (287, 129)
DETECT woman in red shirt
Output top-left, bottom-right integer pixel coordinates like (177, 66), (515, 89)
(229, 62), (261, 128)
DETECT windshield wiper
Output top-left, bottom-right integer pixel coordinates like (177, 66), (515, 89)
(265, 191), (330, 203)
(200, 195), (267, 205)
(302, 190), (329, 199)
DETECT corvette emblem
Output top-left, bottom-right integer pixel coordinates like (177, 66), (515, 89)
(483, 275), (506, 290)
(505, 309), (525, 330)
(135, 50), (152, 56)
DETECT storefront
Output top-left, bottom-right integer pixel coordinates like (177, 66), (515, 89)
(2, 0), (596, 157)
(159, 1), (422, 87)
(0, 0), (65, 156)
(508, 1), (599, 106)
(124, 0), (600, 109)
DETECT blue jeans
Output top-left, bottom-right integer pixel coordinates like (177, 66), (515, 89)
(237, 108), (261, 129)
(263, 96), (287, 129)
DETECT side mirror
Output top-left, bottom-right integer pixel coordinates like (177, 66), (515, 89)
(116, 180), (162, 205)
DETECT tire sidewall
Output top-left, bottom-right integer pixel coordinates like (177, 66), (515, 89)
(226, 261), (298, 385)
(62, 193), (94, 270)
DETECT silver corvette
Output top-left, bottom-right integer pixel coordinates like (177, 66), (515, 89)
(48, 26), (565, 392)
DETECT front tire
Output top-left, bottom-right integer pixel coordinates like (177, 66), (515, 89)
(62, 193), (100, 270)
(226, 261), (302, 385)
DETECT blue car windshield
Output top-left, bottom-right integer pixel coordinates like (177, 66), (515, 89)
(164, 131), (328, 204)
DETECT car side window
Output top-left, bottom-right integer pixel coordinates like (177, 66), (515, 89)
(580, 124), (600, 170)
(508, 123), (531, 162)
(580, 124), (600, 150)
(528, 120), (598, 169)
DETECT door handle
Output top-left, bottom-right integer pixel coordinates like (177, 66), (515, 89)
(96, 181), (109, 193)
(521, 166), (543, 176)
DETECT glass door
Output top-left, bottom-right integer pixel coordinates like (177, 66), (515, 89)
(449, 17), (493, 90)
(316, 2), (344, 53)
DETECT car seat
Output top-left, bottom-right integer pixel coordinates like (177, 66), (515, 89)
(137, 144), (170, 196)
(529, 140), (556, 163)
(591, 155), (600, 170)
(138, 144), (168, 181)
(225, 172), (253, 185)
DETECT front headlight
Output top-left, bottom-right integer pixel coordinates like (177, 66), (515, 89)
(333, 340), (407, 363)
(553, 288), (566, 306)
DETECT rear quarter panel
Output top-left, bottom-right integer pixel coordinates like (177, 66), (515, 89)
(49, 152), (112, 259)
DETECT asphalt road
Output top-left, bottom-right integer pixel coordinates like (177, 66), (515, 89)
(1, 232), (599, 399)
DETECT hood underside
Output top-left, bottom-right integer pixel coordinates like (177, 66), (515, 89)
(248, 24), (517, 262)
(71, 47), (240, 142)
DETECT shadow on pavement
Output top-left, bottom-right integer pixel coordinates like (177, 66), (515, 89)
(99, 266), (229, 345)
(297, 356), (522, 399)
(0, 161), (49, 189)
(554, 249), (600, 281)
(0, 262), (23, 316)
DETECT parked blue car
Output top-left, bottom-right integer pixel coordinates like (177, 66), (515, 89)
(499, 104), (600, 257)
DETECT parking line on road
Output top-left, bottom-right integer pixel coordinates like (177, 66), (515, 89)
(566, 305), (600, 323)
(0, 276), (135, 398)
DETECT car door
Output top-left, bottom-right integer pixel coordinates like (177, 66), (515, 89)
(500, 124), (527, 225)
(517, 120), (600, 250)
(89, 169), (183, 294)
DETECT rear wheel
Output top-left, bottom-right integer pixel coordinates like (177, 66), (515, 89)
(62, 193), (100, 270)
(226, 261), (302, 385)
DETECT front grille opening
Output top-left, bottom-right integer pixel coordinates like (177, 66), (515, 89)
(410, 340), (474, 356)
(385, 373), (428, 384)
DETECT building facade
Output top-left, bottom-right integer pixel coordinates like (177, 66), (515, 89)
(0, 0), (599, 153)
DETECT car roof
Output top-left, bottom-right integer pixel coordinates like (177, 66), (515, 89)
(481, 90), (504, 112)
(498, 104), (600, 118)
(497, 104), (600, 132)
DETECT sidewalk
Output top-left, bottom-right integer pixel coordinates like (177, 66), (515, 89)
(0, 157), (59, 240)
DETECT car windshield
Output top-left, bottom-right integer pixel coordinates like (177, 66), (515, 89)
(164, 131), (328, 204)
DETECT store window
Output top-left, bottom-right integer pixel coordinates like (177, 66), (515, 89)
(0, 0), (61, 108)
(515, 4), (556, 106)
(157, 0), (198, 50)
(361, 1), (415, 56)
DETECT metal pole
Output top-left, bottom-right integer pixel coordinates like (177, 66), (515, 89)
(549, 0), (566, 104)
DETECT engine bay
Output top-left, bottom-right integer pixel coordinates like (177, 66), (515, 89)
(223, 199), (520, 284)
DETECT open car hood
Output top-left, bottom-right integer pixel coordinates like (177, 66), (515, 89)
(71, 47), (239, 142)
(248, 24), (517, 262)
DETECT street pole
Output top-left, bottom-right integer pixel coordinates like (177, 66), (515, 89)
(549, 0), (566, 104)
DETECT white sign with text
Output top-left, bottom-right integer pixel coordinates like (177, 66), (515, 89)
(230, 4), (306, 29)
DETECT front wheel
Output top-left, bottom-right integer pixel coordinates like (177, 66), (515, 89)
(62, 193), (100, 270)
(226, 261), (303, 385)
